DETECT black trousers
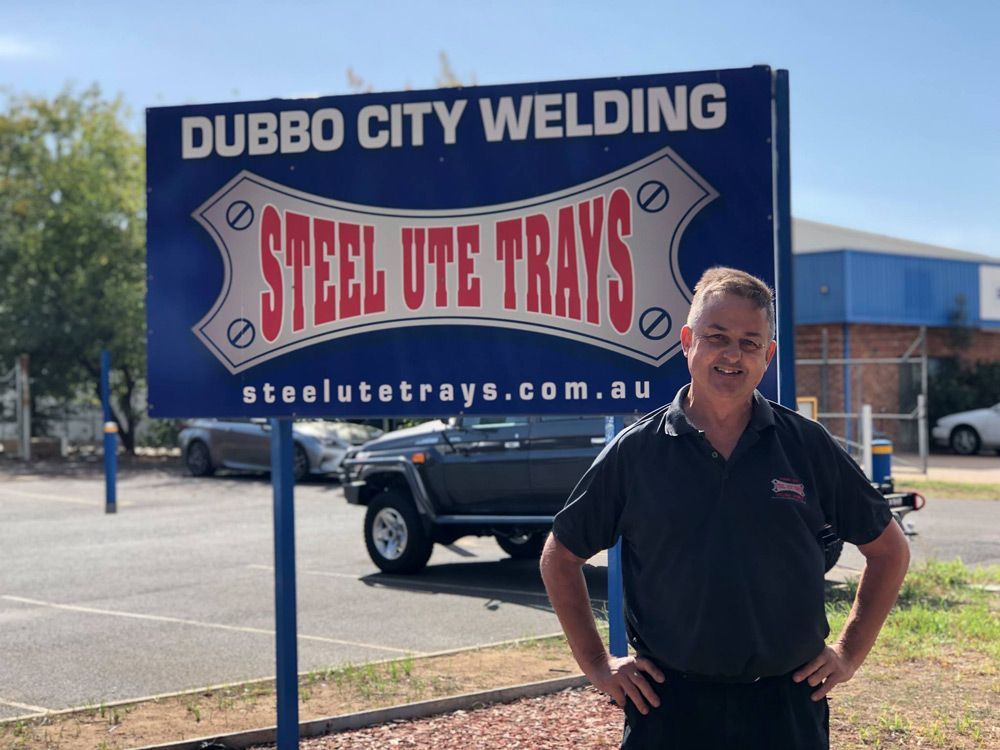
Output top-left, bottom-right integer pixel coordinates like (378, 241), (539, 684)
(621, 670), (829, 749)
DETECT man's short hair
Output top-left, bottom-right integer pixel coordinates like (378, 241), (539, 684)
(686, 267), (776, 340)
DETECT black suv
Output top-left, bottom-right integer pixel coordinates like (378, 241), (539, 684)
(343, 415), (611, 573)
(342, 415), (901, 574)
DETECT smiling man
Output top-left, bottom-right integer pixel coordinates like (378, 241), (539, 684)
(540, 267), (910, 749)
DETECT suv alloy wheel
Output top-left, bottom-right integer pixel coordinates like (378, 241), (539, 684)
(364, 490), (433, 574)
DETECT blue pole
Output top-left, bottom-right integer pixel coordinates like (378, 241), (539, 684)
(100, 349), (117, 514)
(774, 69), (796, 410)
(604, 416), (627, 657)
(607, 541), (626, 657)
(843, 324), (852, 443)
(270, 418), (299, 749)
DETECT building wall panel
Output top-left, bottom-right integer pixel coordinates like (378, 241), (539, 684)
(793, 252), (846, 323)
(794, 251), (990, 328)
(845, 252), (978, 327)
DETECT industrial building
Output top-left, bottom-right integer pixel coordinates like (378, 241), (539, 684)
(793, 219), (1000, 451)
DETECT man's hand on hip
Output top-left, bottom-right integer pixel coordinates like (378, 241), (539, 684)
(793, 643), (858, 701)
(588, 654), (665, 714)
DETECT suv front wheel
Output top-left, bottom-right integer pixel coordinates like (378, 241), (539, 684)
(364, 491), (433, 574)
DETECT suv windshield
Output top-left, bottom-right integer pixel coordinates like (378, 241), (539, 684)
(459, 416), (529, 429)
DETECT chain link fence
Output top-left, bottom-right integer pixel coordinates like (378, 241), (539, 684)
(797, 328), (929, 473)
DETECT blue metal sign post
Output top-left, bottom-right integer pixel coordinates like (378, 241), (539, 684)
(774, 70), (796, 409)
(100, 349), (117, 514)
(269, 419), (299, 749)
(604, 415), (628, 657)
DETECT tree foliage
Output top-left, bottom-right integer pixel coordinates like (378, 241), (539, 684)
(927, 358), (1000, 428)
(0, 86), (146, 451)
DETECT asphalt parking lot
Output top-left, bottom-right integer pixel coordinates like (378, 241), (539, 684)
(1, 459), (997, 721)
(0, 462), (609, 721)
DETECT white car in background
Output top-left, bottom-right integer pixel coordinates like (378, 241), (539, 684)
(932, 403), (1000, 455)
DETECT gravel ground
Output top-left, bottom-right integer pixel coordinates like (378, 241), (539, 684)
(249, 687), (621, 749)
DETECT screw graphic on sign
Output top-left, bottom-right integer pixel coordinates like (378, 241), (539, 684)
(226, 201), (255, 230)
(227, 318), (256, 349)
(639, 307), (672, 341)
(637, 180), (670, 213)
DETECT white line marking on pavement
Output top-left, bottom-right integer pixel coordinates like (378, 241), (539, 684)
(247, 563), (358, 580)
(247, 564), (569, 602)
(1, 595), (418, 655)
(0, 697), (51, 713)
(0, 487), (132, 508)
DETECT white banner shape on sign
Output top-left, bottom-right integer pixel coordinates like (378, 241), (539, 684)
(193, 146), (717, 374)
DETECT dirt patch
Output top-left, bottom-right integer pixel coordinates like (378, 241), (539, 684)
(3, 639), (998, 750)
(249, 650), (999, 750)
(0, 638), (579, 750)
(285, 687), (622, 750)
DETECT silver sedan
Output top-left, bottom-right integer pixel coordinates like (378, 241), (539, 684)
(179, 419), (382, 480)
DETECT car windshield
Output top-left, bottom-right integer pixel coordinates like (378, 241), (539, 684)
(326, 422), (378, 442)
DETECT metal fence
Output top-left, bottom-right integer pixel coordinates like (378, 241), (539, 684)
(0, 357), (32, 458)
(1, 355), (112, 459)
(797, 328), (929, 473)
(0, 362), (16, 446)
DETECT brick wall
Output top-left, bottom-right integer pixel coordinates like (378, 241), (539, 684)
(794, 324), (1000, 449)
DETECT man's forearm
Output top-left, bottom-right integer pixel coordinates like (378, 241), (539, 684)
(539, 540), (608, 676)
(836, 538), (910, 667)
(794, 522), (909, 699)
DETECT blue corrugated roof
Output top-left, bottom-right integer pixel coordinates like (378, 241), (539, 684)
(795, 250), (999, 328)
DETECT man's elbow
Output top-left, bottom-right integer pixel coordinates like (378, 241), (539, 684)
(860, 520), (911, 575)
(540, 533), (586, 580)
(898, 529), (911, 569)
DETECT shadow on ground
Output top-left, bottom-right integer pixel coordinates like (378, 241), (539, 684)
(359, 558), (610, 618)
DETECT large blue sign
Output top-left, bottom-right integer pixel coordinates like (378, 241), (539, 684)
(147, 66), (781, 417)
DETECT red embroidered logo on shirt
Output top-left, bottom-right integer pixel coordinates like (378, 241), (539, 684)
(771, 477), (805, 501)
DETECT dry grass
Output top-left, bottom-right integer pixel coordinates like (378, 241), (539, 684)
(895, 478), (1000, 501)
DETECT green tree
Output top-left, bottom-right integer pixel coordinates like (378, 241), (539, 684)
(927, 358), (1000, 428)
(0, 86), (146, 452)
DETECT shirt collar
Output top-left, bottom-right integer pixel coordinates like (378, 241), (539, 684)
(662, 385), (696, 436)
(662, 384), (775, 436)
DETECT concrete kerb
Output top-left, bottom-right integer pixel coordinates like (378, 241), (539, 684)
(0, 630), (570, 725)
(134, 674), (590, 750)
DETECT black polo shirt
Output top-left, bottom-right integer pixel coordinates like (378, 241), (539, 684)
(553, 385), (892, 680)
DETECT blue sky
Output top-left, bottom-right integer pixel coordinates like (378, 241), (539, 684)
(3, 0), (998, 257)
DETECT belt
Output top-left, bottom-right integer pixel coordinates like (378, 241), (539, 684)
(662, 666), (763, 685)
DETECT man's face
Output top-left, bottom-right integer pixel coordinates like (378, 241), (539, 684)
(680, 293), (776, 405)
